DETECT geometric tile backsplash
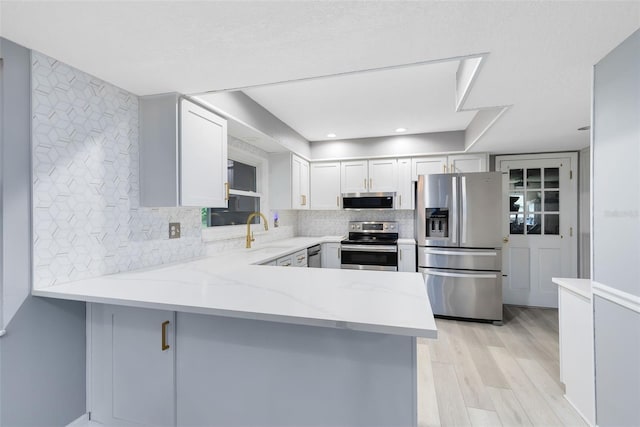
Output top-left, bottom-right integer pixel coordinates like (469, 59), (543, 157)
(31, 52), (204, 289)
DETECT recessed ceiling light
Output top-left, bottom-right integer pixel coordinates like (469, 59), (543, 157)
(395, 128), (407, 133)
(327, 133), (337, 138)
(577, 126), (590, 131)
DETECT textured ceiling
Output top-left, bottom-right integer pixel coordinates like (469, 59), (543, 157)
(1, 1), (638, 153)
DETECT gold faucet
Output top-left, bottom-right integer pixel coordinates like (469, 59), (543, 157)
(246, 212), (269, 248)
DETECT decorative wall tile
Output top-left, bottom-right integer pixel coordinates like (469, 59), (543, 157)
(32, 53), (204, 288)
(297, 210), (415, 239)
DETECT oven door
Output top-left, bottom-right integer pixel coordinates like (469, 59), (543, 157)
(340, 244), (398, 271)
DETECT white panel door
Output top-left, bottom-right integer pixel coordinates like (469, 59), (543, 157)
(180, 99), (228, 207)
(310, 162), (341, 209)
(90, 304), (175, 426)
(449, 154), (488, 173)
(498, 154), (578, 307)
(396, 158), (414, 210)
(368, 159), (397, 192)
(341, 160), (368, 193)
(411, 156), (447, 180)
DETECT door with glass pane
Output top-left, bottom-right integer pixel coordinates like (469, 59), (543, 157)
(497, 154), (578, 308)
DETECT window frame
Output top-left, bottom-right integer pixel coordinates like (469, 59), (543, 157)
(201, 146), (269, 237)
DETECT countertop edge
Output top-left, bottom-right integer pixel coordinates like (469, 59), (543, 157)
(32, 286), (437, 338)
(552, 277), (592, 300)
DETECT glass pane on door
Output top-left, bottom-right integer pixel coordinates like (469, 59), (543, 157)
(526, 191), (542, 212)
(527, 168), (541, 189)
(544, 191), (560, 211)
(526, 214), (542, 235)
(509, 169), (524, 190)
(544, 214), (560, 235)
(544, 168), (559, 189)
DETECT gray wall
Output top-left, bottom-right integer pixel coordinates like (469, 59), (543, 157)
(592, 29), (640, 427)
(592, 29), (639, 297)
(310, 131), (464, 160)
(593, 296), (640, 426)
(0, 38), (86, 426)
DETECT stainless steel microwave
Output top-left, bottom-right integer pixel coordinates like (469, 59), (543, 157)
(342, 192), (395, 210)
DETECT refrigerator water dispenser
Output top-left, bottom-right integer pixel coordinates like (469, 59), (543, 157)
(426, 208), (448, 238)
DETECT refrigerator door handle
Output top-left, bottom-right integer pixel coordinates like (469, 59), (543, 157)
(461, 175), (468, 244)
(451, 176), (458, 244)
(425, 270), (498, 279)
(423, 249), (498, 257)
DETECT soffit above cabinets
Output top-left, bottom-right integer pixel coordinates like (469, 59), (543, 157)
(2, 1), (638, 153)
(242, 59), (477, 142)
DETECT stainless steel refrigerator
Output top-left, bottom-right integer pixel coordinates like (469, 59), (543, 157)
(416, 172), (503, 323)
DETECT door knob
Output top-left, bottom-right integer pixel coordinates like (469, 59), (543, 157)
(503, 236), (509, 243)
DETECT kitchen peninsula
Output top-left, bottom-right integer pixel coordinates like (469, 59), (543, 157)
(34, 236), (437, 427)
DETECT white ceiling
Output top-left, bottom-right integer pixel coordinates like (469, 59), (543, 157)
(242, 60), (477, 141)
(1, 1), (638, 154)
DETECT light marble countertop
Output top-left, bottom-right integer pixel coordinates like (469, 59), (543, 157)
(33, 236), (437, 338)
(552, 277), (593, 300)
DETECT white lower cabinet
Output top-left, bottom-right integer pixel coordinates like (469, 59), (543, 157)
(293, 248), (308, 267)
(277, 254), (294, 267)
(90, 304), (175, 426)
(321, 243), (341, 269)
(398, 243), (416, 272)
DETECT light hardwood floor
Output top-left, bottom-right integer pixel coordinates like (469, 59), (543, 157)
(417, 306), (588, 427)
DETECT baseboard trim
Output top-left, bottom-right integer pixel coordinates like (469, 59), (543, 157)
(564, 394), (595, 427)
(66, 413), (89, 427)
(592, 281), (640, 314)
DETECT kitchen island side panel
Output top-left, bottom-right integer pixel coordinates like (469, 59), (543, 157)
(176, 312), (417, 427)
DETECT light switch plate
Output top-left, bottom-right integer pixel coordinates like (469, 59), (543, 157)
(169, 222), (181, 239)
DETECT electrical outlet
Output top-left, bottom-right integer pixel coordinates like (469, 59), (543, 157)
(169, 222), (181, 239)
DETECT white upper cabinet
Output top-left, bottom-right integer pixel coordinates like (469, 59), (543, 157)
(139, 94), (228, 207)
(310, 162), (341, 210)
(270, 153), (310, 210)
(448, 153), (488, 173)
(411, 154), (487, 180)
(396, 158), (414, 210)
(341, 160), (368, 193)
(368, 159), (398, 192)
(411, 156), (448, 180)
(341, 159), (397, 193)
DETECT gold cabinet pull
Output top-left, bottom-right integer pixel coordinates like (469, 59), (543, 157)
(161, 320), (170, 351)
(399, 194), (402, 208)
(300, 195), (306, 206)
(442, 164), (446, 173)
(369, 178), (372, 189)
(364, 178), (367, 189)
(450, 163), (454, 173)
(224, 182), (230, 201)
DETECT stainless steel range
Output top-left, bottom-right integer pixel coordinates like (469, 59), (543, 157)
(340, 221), (399, 271)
